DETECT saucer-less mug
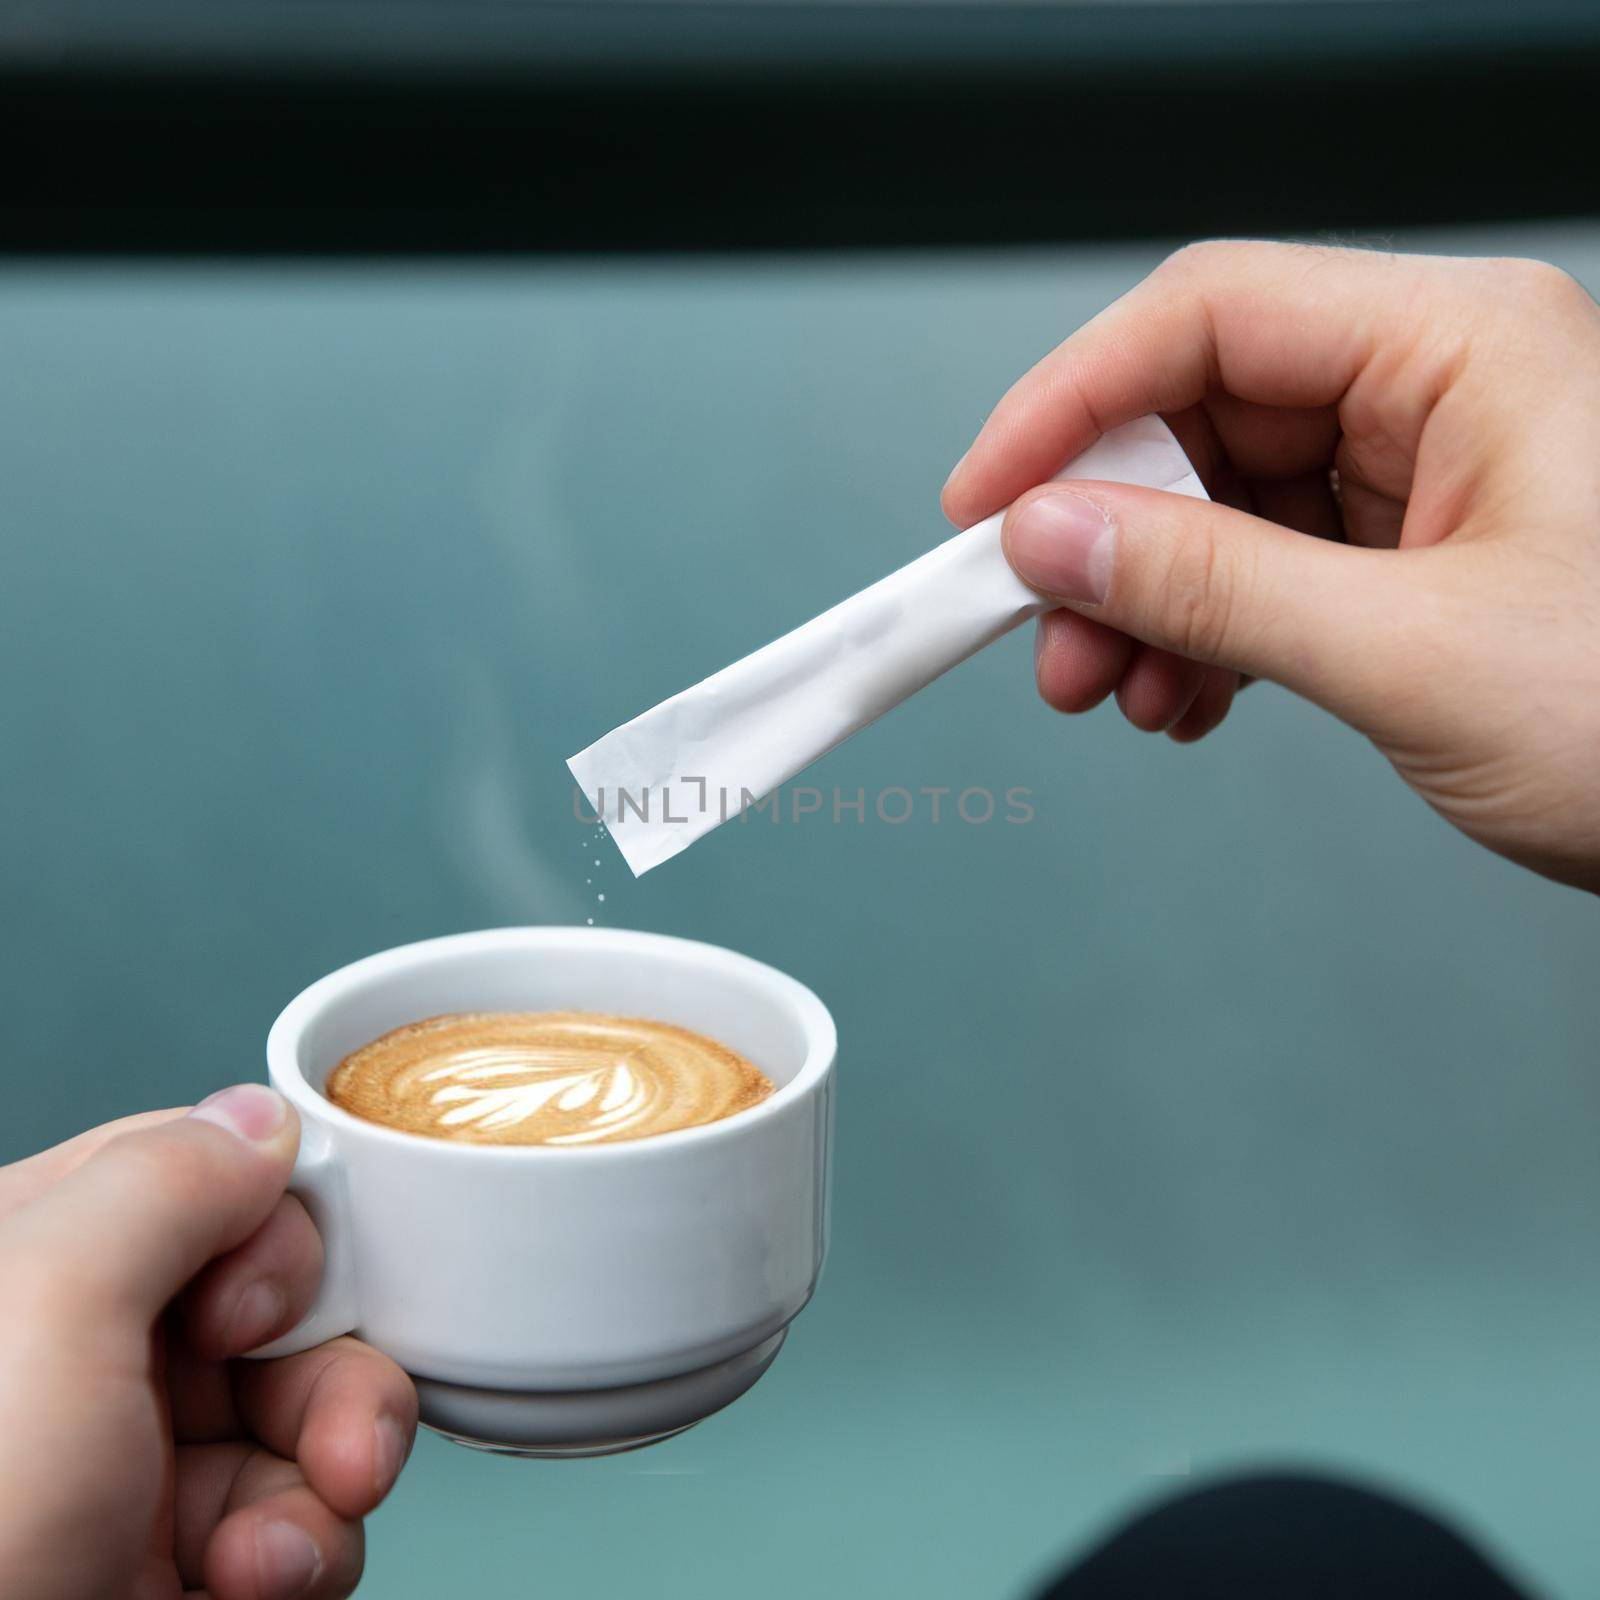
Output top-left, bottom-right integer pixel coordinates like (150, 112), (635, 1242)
(249, 926), (835, 1457)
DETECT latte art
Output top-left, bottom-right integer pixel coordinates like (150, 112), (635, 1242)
(325, 1012), (774, 1146)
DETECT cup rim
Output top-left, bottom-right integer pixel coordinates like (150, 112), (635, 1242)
(266, 925), (836, 1162)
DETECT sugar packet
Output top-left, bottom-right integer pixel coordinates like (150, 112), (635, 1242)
(569, 415), (1206, 875)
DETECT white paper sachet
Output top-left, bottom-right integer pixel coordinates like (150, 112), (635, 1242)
(569, 415), (1208, 876)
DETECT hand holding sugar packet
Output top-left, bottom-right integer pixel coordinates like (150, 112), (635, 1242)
(569, 416), (1207, 876)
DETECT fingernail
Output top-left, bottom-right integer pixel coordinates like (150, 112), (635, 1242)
(1006, 488), (1115, 604)
(255, 1520), (321, 1599)
(189, 1083), (288, 1144)
(226, 1278), (286, 1350)
(374, 1412), (411, 1497)
(941, 448), (969, 494)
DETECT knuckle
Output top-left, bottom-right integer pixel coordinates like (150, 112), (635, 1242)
(1161, 238), (1271, 280)
(1159, 530), (1239, 663)
(1496, 256), (1592, 313)
(1160, 239), (1229, 280)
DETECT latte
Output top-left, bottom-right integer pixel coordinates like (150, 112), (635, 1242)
(325, 1011), (774, 1147)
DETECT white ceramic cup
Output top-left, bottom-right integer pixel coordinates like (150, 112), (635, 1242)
(250, 926), (835, 1457)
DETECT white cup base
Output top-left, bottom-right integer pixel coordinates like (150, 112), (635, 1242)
(412, 1329), (788, 1458)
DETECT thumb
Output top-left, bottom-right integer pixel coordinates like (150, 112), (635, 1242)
(1, 1085), (300, 1326)
(1003, 480), (1420, 724)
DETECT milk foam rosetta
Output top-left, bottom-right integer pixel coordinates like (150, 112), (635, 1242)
(325, 1012), (775, 1147)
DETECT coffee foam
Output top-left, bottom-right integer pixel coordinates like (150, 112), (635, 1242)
(324, 1012), (774, 1147)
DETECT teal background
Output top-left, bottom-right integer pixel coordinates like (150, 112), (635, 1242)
(2, 223), (1599, 1596)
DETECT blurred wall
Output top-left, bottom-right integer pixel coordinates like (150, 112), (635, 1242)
(2, 221), (1598, 1597)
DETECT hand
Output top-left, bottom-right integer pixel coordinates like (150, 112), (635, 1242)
(943, 241), (1600, 893)
(0, 1087), (418, 1600)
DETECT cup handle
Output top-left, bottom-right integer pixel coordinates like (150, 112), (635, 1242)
(243, 1118), (360, 1360)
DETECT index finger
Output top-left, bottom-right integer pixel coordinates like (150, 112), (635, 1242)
(940, 239), (1443, 528)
